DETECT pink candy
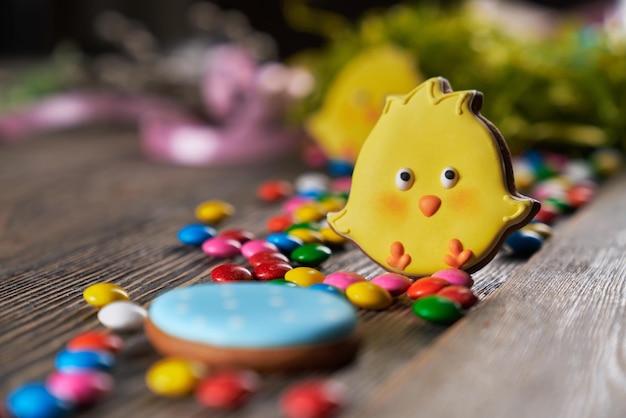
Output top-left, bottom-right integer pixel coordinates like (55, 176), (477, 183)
(202, 237), (242, 258)
(241, 239), (279, 259)
(46, 371), (113, 405)
(370, 273), (412, 296)
(323, 272), (366, 291)
(432, 268), (474, 287)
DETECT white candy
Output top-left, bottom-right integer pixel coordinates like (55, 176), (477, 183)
(98, 301), (147, 331)
(294, 172), (330, 194)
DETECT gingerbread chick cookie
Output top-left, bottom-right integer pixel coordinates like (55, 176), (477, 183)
(327, 77), (540, 276)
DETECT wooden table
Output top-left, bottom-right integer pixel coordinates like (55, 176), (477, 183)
(1, 127), (625, 417)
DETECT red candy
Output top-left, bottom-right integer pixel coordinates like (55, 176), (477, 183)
(267, 214), (293, 233)
(436, 285), (478, 309)
(280, 379), (346, 418)
(534, 203), (559, 224)
(257, 180), (294, 202)
(406, 277), (450, 300)
(567, 183), (595, 208)
(248, 251), (289, 267)
(66, 331), (123, 354)
(196, 370), (259, 410)
(211, 264), (253, 283)
(253, 262), (293, 281)
(218, 228), (255, 243)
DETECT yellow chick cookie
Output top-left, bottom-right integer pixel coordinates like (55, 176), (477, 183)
(307, 46), (421, 163)
(327, 77), (540, 276)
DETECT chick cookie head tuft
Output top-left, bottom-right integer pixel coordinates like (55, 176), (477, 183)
(327, 77), (540, 276)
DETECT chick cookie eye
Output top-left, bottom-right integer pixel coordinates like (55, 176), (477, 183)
(440, 167), (459, 189)
(395, 168), (415, 191)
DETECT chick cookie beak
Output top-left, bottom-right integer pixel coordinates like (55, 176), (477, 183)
(419, 195), (441, 217)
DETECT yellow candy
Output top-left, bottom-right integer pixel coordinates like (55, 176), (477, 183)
(316, 197), (346, 214)
(194, 200), (234, 225)
(288, 228), (323, 244)
(284, 267), (325, 287)
(145, 357), (204, 397)
(522, 222), (553, 239)
(292, 203), (324, 223)
(83, 283), (129, 308)
(319, 227), (347, 246)
(345, 282), (392, 310)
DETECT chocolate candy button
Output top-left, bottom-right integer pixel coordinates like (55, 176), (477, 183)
(211, 264), (253, 283)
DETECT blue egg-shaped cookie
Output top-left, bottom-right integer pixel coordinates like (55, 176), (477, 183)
(145, 283), (360, 372)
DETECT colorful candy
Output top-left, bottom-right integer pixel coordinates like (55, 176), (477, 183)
(194, 200), (234, 224)
(217, 228), (255, 243)
(266, 232), (304, 254)
(323, 272), (366, 291)
(177, 224), (217, 246)
(46, 370), (113, 405)
(6, 382), (71, 418)
(431, 268), (474, 287)
(406, 277), (450, 300)
(211, 264), (253, 283)
(253, 262), (293, 281)
(97, 301), (147, 331)
(284, 267), (325, 287)
(290, 243), (332, 267)
(345, 282), (393, 310)
(248, 250), (290, 267)
(54, 349), (115, 372)
(201, 237), (242, 258)
(146, 358), (204, 397)
(83, 283), (130, 308)
(504, 230), (544, 257)
(66, 331), (124, 354)
(280, 379), (346, 418)
(241, 239), (279, 258)
(195, 369), (260, 410)
(370, 273), (412, 296)
(436, 286), (478, 309)
(412, 295), (463, 324)
(257, 179), (293, 202)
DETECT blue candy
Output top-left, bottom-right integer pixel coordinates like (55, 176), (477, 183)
(177, 224), (217, 246)
(326, 160), (354, 177)
(308, 283), (345, 298)
(505, 230), (543, 257)
(6, 382), (71, 418)
(265, 233), (303, 255)
(54, 349), (115, 372)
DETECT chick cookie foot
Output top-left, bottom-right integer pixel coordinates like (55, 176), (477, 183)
(387, 242), (412, 271)
(443, 239), (473, 269)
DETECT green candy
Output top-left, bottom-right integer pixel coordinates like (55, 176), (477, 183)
(412, 295), (463, 325)
(285, 222), (319, 233)
(268, 279), (297, 287)
(290, 243), (332, 267)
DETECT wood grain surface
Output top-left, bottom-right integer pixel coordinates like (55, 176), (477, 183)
(1, 127), (624, 417)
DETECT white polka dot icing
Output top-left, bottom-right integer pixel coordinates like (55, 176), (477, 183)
(148, 283), (357, 348)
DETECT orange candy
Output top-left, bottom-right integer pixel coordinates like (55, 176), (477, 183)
(266, 214), (292, 233)
(67, 331), (124, 354)
(406, 277), (450, 300)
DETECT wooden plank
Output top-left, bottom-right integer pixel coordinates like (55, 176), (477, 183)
(352, 171), (626, 418)
(2, 126), (615, 417)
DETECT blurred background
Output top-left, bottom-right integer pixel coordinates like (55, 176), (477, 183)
(0, 0), (613, 57)
(1, 0), (626, 164)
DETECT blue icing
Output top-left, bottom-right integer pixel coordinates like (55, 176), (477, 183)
(149, 283), (357, 348)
